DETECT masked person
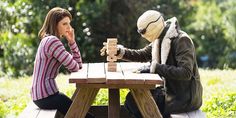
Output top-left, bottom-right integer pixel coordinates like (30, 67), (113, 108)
(100, 10), (203, 118)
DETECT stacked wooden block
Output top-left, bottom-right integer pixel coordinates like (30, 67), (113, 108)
(106, 38), (117, 72)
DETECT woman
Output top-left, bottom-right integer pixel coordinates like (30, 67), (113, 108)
(31, 7), (93, 117)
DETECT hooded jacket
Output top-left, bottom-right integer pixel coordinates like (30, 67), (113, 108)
(120, 17), (203, 113)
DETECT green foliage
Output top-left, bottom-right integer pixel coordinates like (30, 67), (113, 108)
(202, 92), (236, 117)
(0, 76), (31, 117)
(188, 0), (236, 68)
(0, 0), (37, 77)
(200, 68), (236, 117)
(0, 32), (36, 77)
(0, 100), (7, 118)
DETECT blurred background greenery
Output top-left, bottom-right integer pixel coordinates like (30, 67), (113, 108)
(0, 0), (236, 118)
(0, 0), (235, 77)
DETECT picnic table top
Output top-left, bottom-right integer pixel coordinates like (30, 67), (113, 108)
(69, 62), (163, 85)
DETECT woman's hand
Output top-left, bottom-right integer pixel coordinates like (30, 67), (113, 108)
(64, 28), (75, 44)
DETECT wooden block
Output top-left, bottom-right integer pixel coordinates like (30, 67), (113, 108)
(107, 38), (117, 51)
(108, 67), (116, 72)
(107, 62), (117, 72)
(107, 46), (117, 51)
(107, 38), (118, 43)
(107, 44), (117, 47)
(105, 63), (125, 84)
(107, 45), (117, 55)
(107, 41), (117, 44)
(108, 66), (116, 70)
(107, 49), (117, 55)
(108, 62), (117, 66)
(107, 56), (117, 62)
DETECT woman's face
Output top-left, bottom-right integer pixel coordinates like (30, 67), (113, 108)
(57, 16), (71, 38)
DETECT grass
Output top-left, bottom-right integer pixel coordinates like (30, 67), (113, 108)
(0, 69), (236, 118)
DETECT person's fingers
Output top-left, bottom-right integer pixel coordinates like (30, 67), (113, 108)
(100, 52), (105, 56)
(132, 70), (141, 73)
(103, 42), (107, 46)
(63, 31), (69, 39)
(100, 47), (106, 53)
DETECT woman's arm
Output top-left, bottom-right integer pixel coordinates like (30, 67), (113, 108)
(47, 37), (82, 72)
(68, 42), (83, 69)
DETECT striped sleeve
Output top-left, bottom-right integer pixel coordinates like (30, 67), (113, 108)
(46, 37), (81, 72)
(68, 42), (83, 69)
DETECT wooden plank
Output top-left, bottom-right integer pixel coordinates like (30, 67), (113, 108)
(76, 84), (156, 89)
(18, 102), (40, 118)
(69, 63), (88, 83)
(130, 89), (163, 118)
(120, 62), (163, 85)
(141, 73), (163, 85)
(119, 62), (147, 72)
(65, 88), (99, 118)
(106, 63), (125, 84)
(120, 62), (147, 84)
(37, 109), (57, 118)
(108, 89), (120, 118)
(71, 87), (79, 100)
(87, 63), (106, 83)
(171, 109), (206, 118)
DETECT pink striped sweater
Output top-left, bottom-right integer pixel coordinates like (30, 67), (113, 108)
(31, 36), (82, 100)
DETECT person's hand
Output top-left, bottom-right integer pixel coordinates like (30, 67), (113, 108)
(133, 65), (150, 73)
(64, 28), (75, 44)
(100, 42), (108, 56)
(100, 42), (123, 56)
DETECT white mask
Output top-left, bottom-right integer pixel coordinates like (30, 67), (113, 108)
(137, 10), (165, 42)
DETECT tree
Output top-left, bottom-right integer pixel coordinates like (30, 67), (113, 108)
(188, 0), (236, 68)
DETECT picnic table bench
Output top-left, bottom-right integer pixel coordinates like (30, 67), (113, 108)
(18, 101), (62, 118)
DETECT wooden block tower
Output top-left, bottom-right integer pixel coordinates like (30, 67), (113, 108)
(107, 38), (117, 72)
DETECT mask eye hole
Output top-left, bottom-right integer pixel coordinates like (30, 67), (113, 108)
(137, 29), (146, 34)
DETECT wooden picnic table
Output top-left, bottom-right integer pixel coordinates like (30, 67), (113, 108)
(65, 62), (163, 118)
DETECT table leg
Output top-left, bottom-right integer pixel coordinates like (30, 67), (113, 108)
(130, 89), (163, 118)
(108, 89), (120, 118)
(71, 87), (79, 100)
(65, 88), (99, 118)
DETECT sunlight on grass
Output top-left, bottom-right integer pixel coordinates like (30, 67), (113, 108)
(199, 69), (236, 117)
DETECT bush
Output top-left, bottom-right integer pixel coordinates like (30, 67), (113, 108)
(0, 100), (7, 118)
(0, 32), (36, 77)
(202, 92), (236, 117)
(188, 0), (236, 69)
